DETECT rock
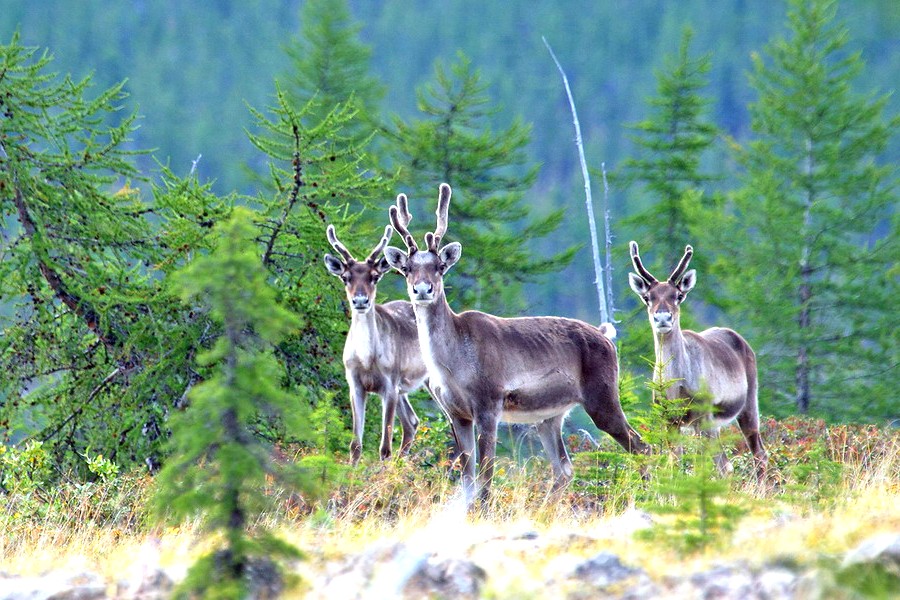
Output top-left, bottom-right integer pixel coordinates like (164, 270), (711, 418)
(0, 571), (106, 600)
(125, 568), (174, 599)
(45, 585), (107, 600)
(403, 555), (487, 599)
(573, 552), (643, 588)
(754, 566), (799, 599)
(843, 532), (900, 574)
(568, 551), (658, 599)
(667, 562), (756, 599)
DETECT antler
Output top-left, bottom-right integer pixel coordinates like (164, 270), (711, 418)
(629, 241), (658, 284)
(389, 193), (419, 252)
(667, 245), (694, 284)
(425, 183), (451, 253)
(327, 224), (355, 263)
(366, 225), (394, 263)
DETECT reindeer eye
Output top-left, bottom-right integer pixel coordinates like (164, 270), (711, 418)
(341, 273), (350, 283)
(676, 292), (685, 303)
(642, 295), (650, 305)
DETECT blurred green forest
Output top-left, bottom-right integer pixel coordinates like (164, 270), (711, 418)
(4, 0), (895, 317)
(0, 0), (896, 472)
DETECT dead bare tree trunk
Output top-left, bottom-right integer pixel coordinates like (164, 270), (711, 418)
(601, 162), (616, 321)
(543, 37), (611, 325)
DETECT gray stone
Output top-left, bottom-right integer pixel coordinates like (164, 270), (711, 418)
(0, 571), (106, 600)
(676, 563), (755, 599)
(567, 552), (659, 599)
(45, 586), (107, 600)
(573, 551), (644, 588)
(403, 555), (487, 599)
(754, 566), (798, 600)
(128, 568), (174, 599)
(843, 532), (900, 574)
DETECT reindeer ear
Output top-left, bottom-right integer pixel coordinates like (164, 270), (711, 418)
(438, 242), (462, 272)
(324, 254), (345, 277)
(373, 255), (392, 275)
(678, 269), (697, 295)
(383, 246), (408, 273)
(628, 273), (651, 298)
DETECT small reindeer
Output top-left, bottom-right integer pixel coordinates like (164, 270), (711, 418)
(627, 241), (768, 480)
(383, 184), (649, 504)
(324, 224), (428, 464)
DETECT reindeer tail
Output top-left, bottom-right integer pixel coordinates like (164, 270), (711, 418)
(599, 322), (617, 340)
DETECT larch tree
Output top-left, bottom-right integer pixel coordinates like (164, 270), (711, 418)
(0, 33), (228, 472)
(246, 83), (394, 455)
(389, 52), (576, 314)
(713, 0), (897, 420)
(154, 207), (314, 599)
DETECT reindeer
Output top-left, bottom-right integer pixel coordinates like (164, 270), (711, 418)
(382, 183), (649, 504)
(627, 241), (768, 480)
(324, 224), (429, 464)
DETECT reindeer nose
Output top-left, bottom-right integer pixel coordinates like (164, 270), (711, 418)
(653, 311), (673, 328)
(351, 295), (370, 310)
(413, 281), (433, 297)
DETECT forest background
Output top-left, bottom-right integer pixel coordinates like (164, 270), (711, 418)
(0, 1), (898, 595)
(0, 0), (897, 472)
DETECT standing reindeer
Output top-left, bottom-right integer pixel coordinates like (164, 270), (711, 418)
(324, 224), (428, 464)
(627, 241), (768, 480)
(383, 183), (649, 504)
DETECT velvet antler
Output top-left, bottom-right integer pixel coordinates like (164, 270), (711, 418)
(327, 224), (355, 263)
(366, 225), (394, 263)
(425, 183), (451, 252)
(668, 245), (694, 284)
(629, 241), (658, 284)
(389, 193), (419, 252)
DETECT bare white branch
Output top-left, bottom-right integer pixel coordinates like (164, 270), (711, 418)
(543, 37), (609, 324)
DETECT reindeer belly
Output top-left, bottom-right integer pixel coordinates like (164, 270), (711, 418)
(500, 370), (580, 424)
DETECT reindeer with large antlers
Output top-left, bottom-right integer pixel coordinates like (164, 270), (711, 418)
(383, 183), (649, 504)
(324, 224), (430, 464)
(627, 241), (768, 480)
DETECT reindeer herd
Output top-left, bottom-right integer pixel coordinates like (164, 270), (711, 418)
(324, 183), (767, 504)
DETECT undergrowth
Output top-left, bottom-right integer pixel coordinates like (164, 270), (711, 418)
(2, 416), (899, 591)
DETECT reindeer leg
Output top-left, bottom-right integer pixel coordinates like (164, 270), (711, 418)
(475, 411), (500, 505)
(379, 387), (398, 461)
(708, 428), (734, 476)
(396, 392), (419, 457)
(425, 380), (462, 467)
(737, 408), (768, 483)
(585, 379), (651, 455)
(348, 376), (367, 465)
(535, 414), (574, 489)
(453, 417), (477, 506)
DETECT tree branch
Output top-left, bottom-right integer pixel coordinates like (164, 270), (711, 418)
(13, 186), (120, 350)
(543, 37), (610, 324)
(262, 124), (304, 267)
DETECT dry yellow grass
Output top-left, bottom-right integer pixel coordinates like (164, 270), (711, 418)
(2, 435), (898, 596)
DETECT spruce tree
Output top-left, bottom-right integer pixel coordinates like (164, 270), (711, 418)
(713, 0), (897, 419)
(390, 52), (576, 313)
(154, 207), (314, 599)
(619, 28), (721, 270)
(282, 0), (384, 142)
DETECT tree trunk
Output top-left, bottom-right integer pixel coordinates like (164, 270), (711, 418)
(796, 137), (814, 414)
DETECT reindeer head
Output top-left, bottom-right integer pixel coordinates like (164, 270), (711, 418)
(324, 224), (394, 314)
(383, 183), (462, 306)
(627, 241), (696, 335)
